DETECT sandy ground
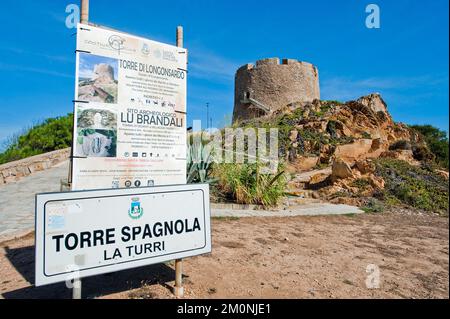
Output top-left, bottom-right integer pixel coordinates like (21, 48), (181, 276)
(0, 212), (448, 299)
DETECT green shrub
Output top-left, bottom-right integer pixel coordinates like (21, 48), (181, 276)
(322, 100), (343, 106)
(351, 178), (370, 192)
(239, 103), (357, 160)
(0, 114), (73, 164)
(212, 162), (286, 207)
(411, 144), (435, 162)
(374, 158), (449, 214)
(319, 100), (342, 116)
(389, 140), (411, 151)
(410, 124), (449, 169)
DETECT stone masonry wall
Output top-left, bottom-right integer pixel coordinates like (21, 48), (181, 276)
(0, 148), (70, 185)
(233, 57), (320, 122)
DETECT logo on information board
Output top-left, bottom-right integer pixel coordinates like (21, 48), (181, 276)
(108, 35), (125, 51)
(128, 197), (144, 219)
(141, 43), (150, 56)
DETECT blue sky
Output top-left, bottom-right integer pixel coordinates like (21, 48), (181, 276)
(0, 0), (448, 148)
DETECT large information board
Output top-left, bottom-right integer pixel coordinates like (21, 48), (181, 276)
(72, 23), (187, 190)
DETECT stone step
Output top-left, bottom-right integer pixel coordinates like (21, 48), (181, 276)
(286, 189), (319, 199)
(284, 197), (323, 206)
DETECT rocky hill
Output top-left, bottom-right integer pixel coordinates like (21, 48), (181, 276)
(238, 93), (449, 214)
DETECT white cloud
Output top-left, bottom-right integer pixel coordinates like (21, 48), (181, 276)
(188, 48), (240, 82)
(0, 62), (72, 79)
(321, 74), (448, 101)
(0, 47), (73, 64)
(78, 58), (93, 79)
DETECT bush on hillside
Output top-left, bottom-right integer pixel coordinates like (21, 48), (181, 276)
(0, 114), (73, 164)
(410, 124), (449, 169)
(389, 140), (412, 151)
(374, 158), (449, 214)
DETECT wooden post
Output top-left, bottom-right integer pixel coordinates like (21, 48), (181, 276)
(173, 26), (184, 298)
(81, 0), (89, 24)
(70, 0), (90, 299)
(174, 259), (184, 297)
(176, 26), (183, 47)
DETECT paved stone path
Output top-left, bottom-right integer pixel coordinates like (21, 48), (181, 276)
(0, 161), (69, 238)
(0, 161), (363, 240)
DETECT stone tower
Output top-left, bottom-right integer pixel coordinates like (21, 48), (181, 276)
(232, 57), (320, 122)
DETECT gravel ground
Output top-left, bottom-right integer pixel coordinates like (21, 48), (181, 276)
(0, 211), (448, 299)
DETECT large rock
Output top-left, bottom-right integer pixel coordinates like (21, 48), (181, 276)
(334, 139), (374, 162)
(369, 138), (383, 152)
(300, 156), (319, 169)
(331, 159), (354, 181)
(357, 93), (391, 121)
(288, 156), (319, 172)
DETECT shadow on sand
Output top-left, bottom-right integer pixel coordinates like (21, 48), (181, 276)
(1, 244), (179, 299)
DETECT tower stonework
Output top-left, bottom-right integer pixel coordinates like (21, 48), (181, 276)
(233, 57), (320, 122)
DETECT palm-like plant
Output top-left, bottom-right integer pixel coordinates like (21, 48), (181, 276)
(186, 141), (215, 183)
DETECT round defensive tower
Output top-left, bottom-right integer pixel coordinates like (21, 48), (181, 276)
(232, 57), (320, 122)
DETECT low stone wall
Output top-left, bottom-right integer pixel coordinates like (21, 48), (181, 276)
(0, 148), (71, 185)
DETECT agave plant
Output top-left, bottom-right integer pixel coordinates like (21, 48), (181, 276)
(186, 141), (215, 184)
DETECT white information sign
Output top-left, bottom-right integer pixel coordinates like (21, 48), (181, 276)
(72, 23), (187, 190)
(35, 184), (211, 286)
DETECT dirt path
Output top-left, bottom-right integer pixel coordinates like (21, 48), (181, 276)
(0, 212), (448, 299)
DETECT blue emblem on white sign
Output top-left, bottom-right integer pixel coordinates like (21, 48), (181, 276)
(128, 197), (144, 219)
